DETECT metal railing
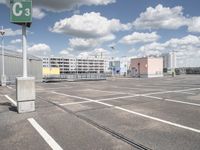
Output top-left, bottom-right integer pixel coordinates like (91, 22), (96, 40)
(43, 73), (106, 82)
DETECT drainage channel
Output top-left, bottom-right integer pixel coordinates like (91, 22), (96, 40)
(39, 97), (152, 150)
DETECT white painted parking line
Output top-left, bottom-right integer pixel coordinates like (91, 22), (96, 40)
(165, 99), (200, 107)
(28, 118), (63, 150)
(59, 100), (92, 106)
(86, 89), (129, 95)
(113, 86), (144, 90)
(7, 86), (14, 90)
(113, 86), (165, 91)
(36, 87), (72, 91)
(98, 95), (139, 101)
(143, 88), (200, 96)
(52, 91), (113, 107)
(115, 107), (200, 133)
(4, 95), (17, 106)
(176, 91), (195, 95)
(59, 95), (139, 106)
(142, 95), (162, 100)
(143, 95), (200, 107)
(52, 91), (200, 134)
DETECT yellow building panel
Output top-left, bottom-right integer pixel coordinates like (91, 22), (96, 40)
(43, 67), (60, 75)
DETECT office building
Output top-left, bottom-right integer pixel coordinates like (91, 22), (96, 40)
(42, 57), (105, 74)
(120, 57), (130, 76)
(162, 52), (177, 72)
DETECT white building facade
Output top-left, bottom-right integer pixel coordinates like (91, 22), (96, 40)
(120, 57), (130, 76)
(163, 52), (177, 71)
(43, 57), (105, 74)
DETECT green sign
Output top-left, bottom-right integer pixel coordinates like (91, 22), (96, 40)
(10, 0), (32, 23)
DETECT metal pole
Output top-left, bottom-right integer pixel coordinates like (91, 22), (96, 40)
(22, 25), (27, 77)
(1, 26), (6, 86)
(172, 50), (176, 77)
(1, 26), (5, 77)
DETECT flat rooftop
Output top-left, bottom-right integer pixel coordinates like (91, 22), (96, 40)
(0, 75), (200, 150)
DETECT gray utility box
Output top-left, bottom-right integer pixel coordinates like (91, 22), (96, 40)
(1, 75), (6, 86)
(16, 77), (35, 113)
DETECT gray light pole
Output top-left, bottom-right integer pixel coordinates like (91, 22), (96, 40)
(22, 25), (28, 77)
(0, 26), (6, 86)
(110, 46), (115, 77)
(171, 50), (176, 77)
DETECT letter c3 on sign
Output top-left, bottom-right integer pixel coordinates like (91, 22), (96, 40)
(13, 2), (23, 17)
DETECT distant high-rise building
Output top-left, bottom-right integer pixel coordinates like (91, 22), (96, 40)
(162, 52), (176, 72)
(120, 57), (130, 76)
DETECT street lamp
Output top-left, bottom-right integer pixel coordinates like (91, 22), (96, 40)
(171, 50), (177, 77)
(0, 26), (6, 86)
(110, 46), (115, 77)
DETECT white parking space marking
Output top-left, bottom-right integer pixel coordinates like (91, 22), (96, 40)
(113, 86), (145, 90)
(59, 101), (93, 106)
(7, 86), (14, 90)
(113, 86), (165, 91)
(4, 95), (17, 106)
(59, 95), (139, 106)
(143, 95), (200, 107)
(143, 88), (200, 96)
(51, 91), (200, 134)
(165, 99), (200, 107)
(28, 118), (63, 150)
(36, 87), (72, 91)
(176, 91), (195, 95)
(115, 107), (200, 134)
(52, 91), (113, 107)
(86, 89), (128, 95)
(97, 95), (139, 101)
(142, 95), (162, 100)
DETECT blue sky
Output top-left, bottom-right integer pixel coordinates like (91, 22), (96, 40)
(0, 0), (200, 67)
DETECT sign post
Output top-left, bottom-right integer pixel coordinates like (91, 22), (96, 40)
(0, 26), (6, 86)
(10, 0), (35, 114)
(22, 25), (27, 77)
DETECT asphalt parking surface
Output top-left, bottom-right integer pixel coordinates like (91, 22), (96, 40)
(0, 75), (200, 150)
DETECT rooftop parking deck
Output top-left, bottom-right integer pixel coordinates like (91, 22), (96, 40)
(0, 75), (200, 150)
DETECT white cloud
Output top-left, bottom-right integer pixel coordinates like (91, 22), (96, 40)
(51, 12), (130, 39)
(137, 35), (200, 67)
(120, 32), (160, 44)
(133, 4), (200, 33)
(3, 28), (21, 36)
(33, 0), (115, 12)
(128, 48), (136, 53)
(133, 4), (188, 30)
(69, 38), (99, 50)
(51, 12), (129, 50)
(1, 28), (32, 36)
(108, 42), (116, 48)
(59, 49), (75, 57)
(32, 8), (46, 19)
(188, 17), (200, 32)
(78, 48), (110, 59)
(68, 35), (115, 51)
(10, 39), (22, 44)
(3, 0), (115, 12)
(59, 50), (69, 55)
(28, 43), (51, 56)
